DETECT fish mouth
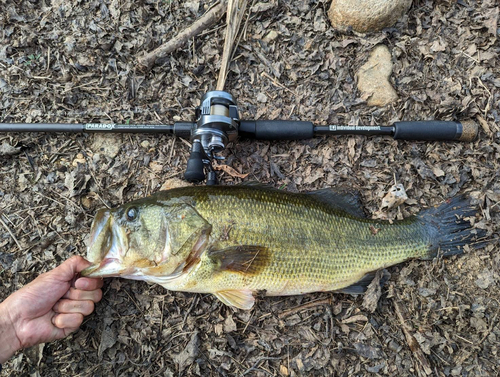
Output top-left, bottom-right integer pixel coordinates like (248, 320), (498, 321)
(81, 258), (130, 277)
(82, 209), (130, 277)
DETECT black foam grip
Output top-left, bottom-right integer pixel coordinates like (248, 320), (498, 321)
(184, 142), (205, 182)
(393, 121), (462, 141)
(172, 122), (194, 138)
(239, 120), (314, 140)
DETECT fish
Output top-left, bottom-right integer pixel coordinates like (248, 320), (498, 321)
(80, 184), (484, 310)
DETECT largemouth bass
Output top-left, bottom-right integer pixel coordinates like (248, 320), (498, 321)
(81, 185), (483, 309)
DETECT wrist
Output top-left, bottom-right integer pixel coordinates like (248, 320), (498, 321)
(0, 301), (22, 364)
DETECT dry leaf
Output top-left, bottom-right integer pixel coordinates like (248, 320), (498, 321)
(0, 142), (21, 156)
(160, 178), (192, 191)
(381, 184), (408, 209)
(149, 161), (163, 173)
(214, 164), (249, 179)
(342, 314), (369, 324)
(280, 365), (289, 376)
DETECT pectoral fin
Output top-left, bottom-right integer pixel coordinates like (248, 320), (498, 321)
(214, 289), (255, 310)
(208, 245), (270, 275)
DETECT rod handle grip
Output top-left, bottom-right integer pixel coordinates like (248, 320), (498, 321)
(239, 120), (314, 140)
(393, 120), (478, 142)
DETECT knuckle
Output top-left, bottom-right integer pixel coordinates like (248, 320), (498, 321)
(84, 301), (95, 315)
(73, 288), (84, 300)
(61, 300), (72, 312)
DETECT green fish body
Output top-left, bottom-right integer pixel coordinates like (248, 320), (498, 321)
(82, 185), (482, 309)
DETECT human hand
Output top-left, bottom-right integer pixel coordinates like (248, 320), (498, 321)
(0, 256), (103, 363)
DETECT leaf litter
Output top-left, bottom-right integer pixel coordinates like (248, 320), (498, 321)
(0, 0), (499, 376)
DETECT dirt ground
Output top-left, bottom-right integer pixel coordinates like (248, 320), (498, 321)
(1, 0), (499, 375)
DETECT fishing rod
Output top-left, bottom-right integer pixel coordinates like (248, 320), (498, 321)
(0, 91), (479, 184)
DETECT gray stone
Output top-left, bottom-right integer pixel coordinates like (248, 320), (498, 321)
(328, 0), (412, 33)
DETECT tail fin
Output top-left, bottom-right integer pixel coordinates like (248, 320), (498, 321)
(419, 196), (486, 260)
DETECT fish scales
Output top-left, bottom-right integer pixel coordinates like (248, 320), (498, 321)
(166, 186), (427, 294)
(82, 185), (483, 309)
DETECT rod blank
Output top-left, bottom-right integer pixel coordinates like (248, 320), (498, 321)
(0, 119), (478, 142)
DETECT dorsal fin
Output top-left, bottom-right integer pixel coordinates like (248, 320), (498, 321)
(307, 188), (366, 218)
(208, 245), (270, 275)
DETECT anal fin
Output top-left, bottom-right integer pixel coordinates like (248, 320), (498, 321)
(337, 272), (376, 295)
(214, 289), (255, 310)
(337, 270), (390, 295)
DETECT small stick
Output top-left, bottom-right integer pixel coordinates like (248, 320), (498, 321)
(278, 298), (331, 319)
(392, 290), (433, 376)
(261, 72), (298, 97)
(137, 1), (227, 71)
(0, 216), (22, 251)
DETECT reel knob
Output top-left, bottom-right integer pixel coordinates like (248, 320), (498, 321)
(184, 141), (206, 183)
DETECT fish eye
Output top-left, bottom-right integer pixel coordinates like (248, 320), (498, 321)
(126, 207), (138, 221)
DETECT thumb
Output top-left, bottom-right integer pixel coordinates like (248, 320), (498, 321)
(51, 256), (93, 281)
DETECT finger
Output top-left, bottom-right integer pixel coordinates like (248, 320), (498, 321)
(53, 299), (95, 316)
(74, 277), (104, 291)
(52, 312), (84, 329)
(63, 287), (103, 303)
(52, 256), (93, 281)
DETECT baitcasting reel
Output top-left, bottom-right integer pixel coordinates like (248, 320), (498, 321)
(185, 91), (240, 185)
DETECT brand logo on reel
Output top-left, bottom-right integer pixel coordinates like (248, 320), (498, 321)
(85, 123), (116, 130)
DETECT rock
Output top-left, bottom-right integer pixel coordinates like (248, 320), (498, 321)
(356, 45), (398, 107)
(328, 0), (412, 33)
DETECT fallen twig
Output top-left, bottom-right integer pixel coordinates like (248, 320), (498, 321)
(0, 216), (22, 251)
(278, 298), (332, 319)
(391, 287), (433, 376)
(137, 1), (227, 71)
